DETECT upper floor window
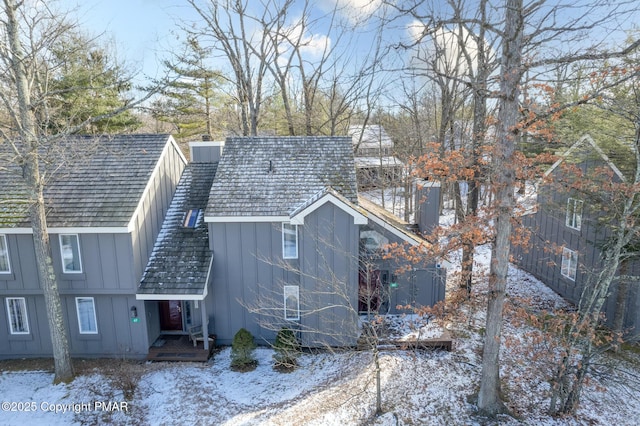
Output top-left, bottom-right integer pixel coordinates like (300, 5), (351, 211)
(561, 247), (578, 281)
(59, 234), (83, 273)
(0, 235), (10, 273)
(76, 297), (98, 334)
(566, 198), (583, 230)
(282, 223), (298, 259)
(6, 297), (29, 334)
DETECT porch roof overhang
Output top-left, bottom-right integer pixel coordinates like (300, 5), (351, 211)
(135, 284), (208, 301)
(136, 257), (212, 301)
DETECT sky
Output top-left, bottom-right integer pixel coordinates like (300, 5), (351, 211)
(59, 0), (391, 86)
(61, 0), (190, 82)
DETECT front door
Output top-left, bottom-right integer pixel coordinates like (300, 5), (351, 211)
(159, 300), (183, 331)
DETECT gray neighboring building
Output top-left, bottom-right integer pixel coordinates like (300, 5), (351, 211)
(0, 134), (186, 358)
(1, 134), (445, 358)
(512, 135), (640, 337)
(349, 125), (404, 189)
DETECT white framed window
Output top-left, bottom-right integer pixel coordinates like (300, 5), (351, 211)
(76, 297), (98, 334)
(565, 198), (583, 230)
(282, 223), (298, 259)
(59, 234), (82, 273)
(284, 285), (300, 321)
(6, 297), (29, 334)
(0, 235), (10, 273)
(561, 247), (578, 281)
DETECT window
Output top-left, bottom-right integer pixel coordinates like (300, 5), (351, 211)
(282, 223), (298, 259)
(561, 247), (578, 281)
(284, 285), (300, 320)
(6, 297), (29, 334)
(59, 234), (82, 273)
(76, 297), (98, 334)
(0, 235), (10, 273)
(566, 198), (583, 230)
(183, 209), (201, 228)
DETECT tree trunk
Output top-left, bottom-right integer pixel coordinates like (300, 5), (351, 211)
(459, 0), (488, 295)
(477, 0), (523, 416)
(5, 0), (74, 383)
(26, 164), (75, 383)
(4, 0), (73, 382)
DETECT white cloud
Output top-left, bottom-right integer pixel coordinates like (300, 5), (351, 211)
(319, 0), (384, 26)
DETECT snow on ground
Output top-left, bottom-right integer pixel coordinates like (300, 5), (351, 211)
(2, 246), (640, 425)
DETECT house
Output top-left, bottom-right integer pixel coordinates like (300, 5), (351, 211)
(512, 134), (640, 336)
(1, 134), (445, 358)
(0, 134), (186, 358)
(349, 125), (404, 189)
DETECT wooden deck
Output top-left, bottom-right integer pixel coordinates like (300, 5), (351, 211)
(146, 334), (214, 362)
(359, 331), (453, 352)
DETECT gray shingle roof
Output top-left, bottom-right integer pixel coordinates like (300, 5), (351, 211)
(138, 162), (217, 296)
(0, 134), (174, 228)
(205, 136), (358, 218)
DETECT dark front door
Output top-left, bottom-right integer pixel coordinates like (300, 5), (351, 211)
(159, 300), (183, 331)
(359, 269), (381, 313)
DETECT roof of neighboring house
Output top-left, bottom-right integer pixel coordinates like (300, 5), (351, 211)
(354, 156), (404, 168)
(205, 136), (358, 219)
(138, 162), (217, 298)
(544, 134), (627, 182)
(349, 125), (394, 150)
(0, 134), (182, 229)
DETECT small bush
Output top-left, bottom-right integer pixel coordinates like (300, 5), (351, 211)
(273, 327), (301, 372)
(230, 328), (257, 372)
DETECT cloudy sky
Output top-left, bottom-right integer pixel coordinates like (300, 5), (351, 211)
(59, 0), (392, 84)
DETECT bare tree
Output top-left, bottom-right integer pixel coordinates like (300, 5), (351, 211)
(0, 0), (158, 382)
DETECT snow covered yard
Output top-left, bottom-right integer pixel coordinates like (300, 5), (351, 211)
(2, 250), (640, 425)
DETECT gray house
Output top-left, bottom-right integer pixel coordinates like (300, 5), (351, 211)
(0, 134), (186, 358)
(512, 135), (640, 337)
(1, 134), (444, 358)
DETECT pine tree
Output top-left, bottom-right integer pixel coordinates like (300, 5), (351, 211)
(230, 328), (257, 372)
(273, 327), (301, 371)
(152, 37), (225, 141)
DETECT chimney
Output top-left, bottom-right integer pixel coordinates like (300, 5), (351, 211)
(414, 179), (441, 236)
(189, 139), (225, 162)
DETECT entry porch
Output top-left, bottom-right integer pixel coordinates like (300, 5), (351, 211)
(146, 333), (215, 362)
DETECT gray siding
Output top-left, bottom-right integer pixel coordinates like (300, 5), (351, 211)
(208, 221), (286, 345)
(363, 220), (446, 314)
(512, 176), (640, 335)
(0, 142), (186, 358)
(131, 144), (186, 283)
(299, 202), (360, 347)
(208, 203), (361, 347)
(415, 180), (441, 236)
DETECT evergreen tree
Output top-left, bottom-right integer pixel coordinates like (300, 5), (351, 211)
(230, 328), (257, 372)
(273, 327), (301, 371)
(44, 31), (141, 134)
(152, 37), (225, 141)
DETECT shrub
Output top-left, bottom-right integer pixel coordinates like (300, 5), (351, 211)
(230, 328), (257, 372)
(273, 327), (301, 372)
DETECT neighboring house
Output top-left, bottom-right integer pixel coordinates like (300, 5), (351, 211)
(1, 134), (444, 358)
(0, 134), (186, 358)
(349, 125), (404, 189)
(512, 134), (640, 336)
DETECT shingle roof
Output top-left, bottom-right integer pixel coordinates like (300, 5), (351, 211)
(205, 136), (358, 218)
(138, 162), (217, 296)
(0, 134), (174, 228)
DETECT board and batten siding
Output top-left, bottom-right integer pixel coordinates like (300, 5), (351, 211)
(208, 221), (287, 345)
(298, 202), (360, 347)
(208, 203), (362, 347)
(130, 142), (186, 284)
(510, 180), (640, 332)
